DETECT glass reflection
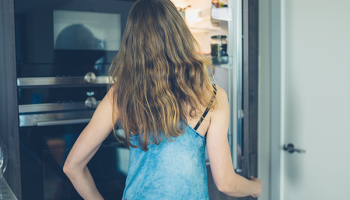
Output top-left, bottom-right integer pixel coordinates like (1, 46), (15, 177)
(53, 10), (121, 51)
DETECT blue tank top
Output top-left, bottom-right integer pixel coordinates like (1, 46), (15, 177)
(122, 84), (216, 200)
(121, 123), (209, 200)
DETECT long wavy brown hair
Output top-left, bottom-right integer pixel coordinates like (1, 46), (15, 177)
(108, 0), (217, 151)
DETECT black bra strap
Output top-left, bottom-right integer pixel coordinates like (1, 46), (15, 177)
(194, 84), (217, 131)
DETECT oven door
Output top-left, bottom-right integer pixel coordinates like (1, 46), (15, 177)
(19, 118), (128, 200)
(18, 85), (129, 200)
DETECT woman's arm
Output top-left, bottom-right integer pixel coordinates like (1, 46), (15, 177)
(206, 87), (262, 198)
(63, 88), (118, 200)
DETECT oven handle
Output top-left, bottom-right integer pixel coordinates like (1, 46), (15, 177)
(17, 74), (109, 87)
(19, 111), (94, 127)
(37, 118), (91, 126)
(19, 100), (101, 113)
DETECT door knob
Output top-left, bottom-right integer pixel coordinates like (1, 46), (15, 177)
(283, 143), (306, 154)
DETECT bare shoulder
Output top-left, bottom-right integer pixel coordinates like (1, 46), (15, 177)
(211, 86), (228, 113)
(207, 85), (229, 137)
(106, 85), (116, 103)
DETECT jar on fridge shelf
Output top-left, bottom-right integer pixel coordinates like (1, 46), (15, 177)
(211, 35), (228, 57)
(211, 35), (228, 64)
(219, 2), (228, 8)
(212, 0), (220, 8)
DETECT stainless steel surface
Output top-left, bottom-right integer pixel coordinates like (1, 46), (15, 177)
(227, 0), (242, 170)
(19, 101), (101, 113)
(235, 0), (243, 171)
(236, 0), (243, 171)
(84, 72), (97, 83)
(227, 0), (236, 170)
(37, 118), (91, 126)
(238, 110), (244, 119)
(17, 76), (108, 87)
(85, 97), (97, 108)
(19, 111), (94, 127)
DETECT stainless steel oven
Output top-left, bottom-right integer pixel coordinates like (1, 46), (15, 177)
(14, 0), (136, 199)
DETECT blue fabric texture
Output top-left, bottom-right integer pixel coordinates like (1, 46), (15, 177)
(122, 123), (209, 200)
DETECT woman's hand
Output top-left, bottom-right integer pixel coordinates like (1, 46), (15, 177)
(249, 176), (263, 198)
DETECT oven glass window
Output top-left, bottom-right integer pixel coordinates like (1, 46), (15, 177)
(53, 10), (121, 51)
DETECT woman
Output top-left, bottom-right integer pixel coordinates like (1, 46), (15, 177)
(63, 0), (263, 199)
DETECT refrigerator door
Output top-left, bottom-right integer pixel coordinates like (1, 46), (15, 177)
(211, 0), (243, 172)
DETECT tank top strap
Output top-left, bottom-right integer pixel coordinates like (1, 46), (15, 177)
(194, 84), (217, 131)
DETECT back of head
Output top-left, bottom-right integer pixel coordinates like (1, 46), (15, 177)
(109, 0), (216, 151)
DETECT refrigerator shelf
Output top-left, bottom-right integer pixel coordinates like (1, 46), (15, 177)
(215, 64), (231, 70)
(211, 56), (232, 66)
(211, 7), (233, 21)
(190, 27), (222, 33)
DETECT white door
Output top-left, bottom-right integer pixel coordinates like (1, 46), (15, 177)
(280, 0), (350, 199)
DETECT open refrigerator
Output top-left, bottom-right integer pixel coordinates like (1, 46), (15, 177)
(172, 0), (244, 172)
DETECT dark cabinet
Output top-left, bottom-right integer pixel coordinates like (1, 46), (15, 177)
(0, 0), (22, 198)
